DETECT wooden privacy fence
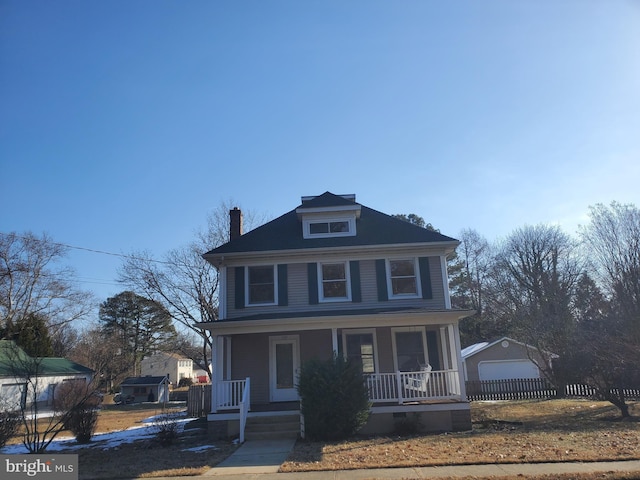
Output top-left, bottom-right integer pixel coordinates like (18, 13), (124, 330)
(466, 378), (640, 401)
(187, 384), (211, 417)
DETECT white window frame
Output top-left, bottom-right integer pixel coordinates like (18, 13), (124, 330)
(245, 264), (278, 306)
(303, 216), (356, 239)
(317, 261), (352, 302)
(386, 257), (422, 299)
(391, 326), (430, 372)
(342, 328), (379, 374)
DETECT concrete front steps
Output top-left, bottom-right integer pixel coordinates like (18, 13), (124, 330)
(244, 413), (300, 440)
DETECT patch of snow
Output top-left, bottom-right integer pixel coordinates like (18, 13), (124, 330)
(1, 410), (194, 454)
(182, 445), (219, 453)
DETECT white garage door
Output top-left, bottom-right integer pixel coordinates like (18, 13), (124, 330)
(478, 360), (539, 381)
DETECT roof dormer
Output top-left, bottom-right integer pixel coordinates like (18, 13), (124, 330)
(296, 192), (361, 239)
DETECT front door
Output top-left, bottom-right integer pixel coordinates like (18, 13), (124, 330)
(269, 335), (300, 402)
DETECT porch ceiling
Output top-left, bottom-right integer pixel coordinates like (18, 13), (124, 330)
(199, 309), (475, 335)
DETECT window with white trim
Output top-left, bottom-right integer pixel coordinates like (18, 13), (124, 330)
(392, 328), (428, 372)
(343, 330), (377, 374)
(303, 217), (356, 239)
(318, 261), (351, 302)
(386, 258), (421, 298)
(246, 265), (276, 305)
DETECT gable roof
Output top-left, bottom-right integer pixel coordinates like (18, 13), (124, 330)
(204, 192), (458, 259)
(461, 337), (558, 359)
(0, 340), (93, 377)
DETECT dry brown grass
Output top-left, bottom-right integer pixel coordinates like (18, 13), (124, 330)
(281, 399), (640, 472)
(6, 399), (640, 479)
(6, 402), (237, 479)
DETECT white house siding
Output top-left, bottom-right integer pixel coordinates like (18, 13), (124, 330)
(225, 256), (447, 320)
(0, 373), (91, 410)
(140, 353), (193, 384)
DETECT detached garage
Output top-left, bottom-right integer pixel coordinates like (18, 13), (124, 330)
(462, 337), (553, 382)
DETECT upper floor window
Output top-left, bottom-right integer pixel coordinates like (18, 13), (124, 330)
(303, 217), (356, 239)
(247, 265), (276, 305)
(386, 258), (421, 298)
(318, 261), (351, 302)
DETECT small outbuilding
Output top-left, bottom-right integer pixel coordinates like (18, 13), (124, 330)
(119, 376), (169, 404)
(462, 337), (554, 382)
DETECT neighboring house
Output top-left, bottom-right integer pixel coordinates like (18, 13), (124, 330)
(201, 192), (475, 439)
(462, 336), (555, 382)
(119, 376), (169, 403)
(0, 340), (94, 411)
(140, 352), (194, 385)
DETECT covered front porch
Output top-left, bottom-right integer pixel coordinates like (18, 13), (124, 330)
(203, 309), (473, 439)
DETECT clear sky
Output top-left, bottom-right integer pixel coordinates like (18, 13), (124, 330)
(1, 1), (639, 307)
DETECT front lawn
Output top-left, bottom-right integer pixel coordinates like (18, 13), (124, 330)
(281, 399), (640, 472)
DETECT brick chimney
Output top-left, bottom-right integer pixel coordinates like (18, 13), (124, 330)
(229, 207), (243, 241)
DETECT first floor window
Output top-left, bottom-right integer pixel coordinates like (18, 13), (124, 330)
(248, 265), (275, 304)
(344, 332), (376, 374)
(320, 262), (350, 301)
(394, 330), (427, 372)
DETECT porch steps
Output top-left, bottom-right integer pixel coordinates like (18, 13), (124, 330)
(244, 414), (300, 440)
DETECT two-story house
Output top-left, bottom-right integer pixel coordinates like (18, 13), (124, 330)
(201, 192), (474, 440)
(140, 352), (194, 385)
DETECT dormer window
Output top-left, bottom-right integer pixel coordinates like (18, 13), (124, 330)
(304, 217), (355, 238)
(296, 193), (361, 239)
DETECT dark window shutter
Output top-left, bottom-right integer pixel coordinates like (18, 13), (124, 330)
(234, 266), (245, 309)
(307, 263), (318, 305)
(375, 259), (388, 301)
(350, 260), (361, 303)
(426, 330), (441, 370)
(278, 264), (288, 306)
(419, 257), (433, 299)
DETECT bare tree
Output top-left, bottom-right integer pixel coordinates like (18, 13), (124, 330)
(492, 225), (583, 383)
(70, 326), (131, 392)
(0, 232), (93, 334)
(118, 200), (268, 378)
(0, 341), (98, 452)
(578, 202), (640, 417)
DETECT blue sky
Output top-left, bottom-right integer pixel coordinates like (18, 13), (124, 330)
(1, 1), (639, 306)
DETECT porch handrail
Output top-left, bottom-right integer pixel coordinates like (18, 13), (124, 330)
(216, 378), (247, 410)
(367, 369), (461, 404)
(239, 377), (250, 443)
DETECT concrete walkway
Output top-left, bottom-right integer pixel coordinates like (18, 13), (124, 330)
(197, 439), (640, 479)
(204, 439), (298, 476)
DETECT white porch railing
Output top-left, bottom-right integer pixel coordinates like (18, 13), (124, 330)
(367, 369), (461, 404)
(216, 378), (248, 410)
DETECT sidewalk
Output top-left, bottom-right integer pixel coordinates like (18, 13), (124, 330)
(195, 439), (640, 479)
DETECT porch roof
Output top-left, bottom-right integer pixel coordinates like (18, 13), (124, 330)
(199, 308), (475, 335)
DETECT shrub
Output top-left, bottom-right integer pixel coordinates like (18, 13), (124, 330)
(0, 407), (21, 448)
(54, 381), (101, 443)
(178, 377), (193, 388)
(153, 410), (181, 447)
(297, 355), (371, 441)
(66, 407), (99, 444)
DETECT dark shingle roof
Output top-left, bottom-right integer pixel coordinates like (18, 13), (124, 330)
(204, 192), (458, 257)
(121, 376), (168, 386)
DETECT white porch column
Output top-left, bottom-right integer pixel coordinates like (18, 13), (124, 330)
(439, 326), (451, 370)
(450, 323), (468, 400)
(210, 335), (226, 413)
(211, 335), (218, 413)
(331, 328), (339, 355)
